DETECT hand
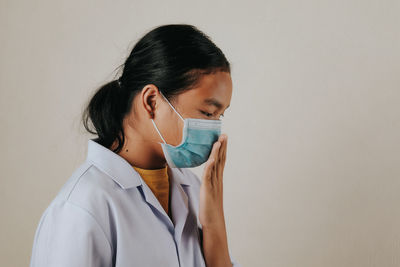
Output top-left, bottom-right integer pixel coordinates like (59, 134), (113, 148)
(199, 133), (228, 230)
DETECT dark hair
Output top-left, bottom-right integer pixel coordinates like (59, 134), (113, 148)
(82, 24), (231, 153)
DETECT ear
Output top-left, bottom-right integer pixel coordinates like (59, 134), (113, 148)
(140, 84), (159, 119)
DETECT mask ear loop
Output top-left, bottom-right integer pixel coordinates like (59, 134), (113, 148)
(151, 90), (184, 145)
(159, 90), (185, 122)
(151, 118), (167, 144)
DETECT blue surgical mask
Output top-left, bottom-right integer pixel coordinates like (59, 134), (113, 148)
(151, 91), (222, 168)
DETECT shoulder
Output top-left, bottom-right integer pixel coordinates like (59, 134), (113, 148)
(34, 162), (122, 246)
(44, 161), (124, 229)
(52, 162), (120, 206)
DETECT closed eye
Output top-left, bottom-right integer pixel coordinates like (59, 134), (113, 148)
(200, 110), (225, 119)
(200, 110), (213, 117)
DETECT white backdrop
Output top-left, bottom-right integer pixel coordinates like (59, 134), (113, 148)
(1, 0), (399, 266)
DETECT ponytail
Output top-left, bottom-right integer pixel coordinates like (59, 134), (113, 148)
(82, 79), (130, 153)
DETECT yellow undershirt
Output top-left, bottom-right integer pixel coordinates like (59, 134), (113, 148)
(132, 165), (171, 218)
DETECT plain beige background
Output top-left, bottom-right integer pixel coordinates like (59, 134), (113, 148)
(1, 0), (399, 266)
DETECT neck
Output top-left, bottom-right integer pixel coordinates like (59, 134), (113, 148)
(112, 124), (167, 170)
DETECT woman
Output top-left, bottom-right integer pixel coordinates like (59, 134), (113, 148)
(29, 24), (240, 267)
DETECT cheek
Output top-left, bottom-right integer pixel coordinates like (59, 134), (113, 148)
(170, 117), (185, 146)
(158, 110), (184, 146)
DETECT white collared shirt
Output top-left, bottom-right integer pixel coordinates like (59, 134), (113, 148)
(29, 139), (240, 267)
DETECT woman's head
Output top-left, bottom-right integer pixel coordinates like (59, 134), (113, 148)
(82, 24), (232, 156)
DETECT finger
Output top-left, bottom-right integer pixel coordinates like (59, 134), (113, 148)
(209, 141), (221, 187)
(216, 135), (224, 182)
(221, 134), (227, 169)
(210, 139), (221, 162)
(217, 134), (227, 181)
(202, 157), (215, 187)
(218, 134), (225, 164)
(212, 155), (217, 188)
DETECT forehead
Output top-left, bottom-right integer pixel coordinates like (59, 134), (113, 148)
(179, 71), (232, 109)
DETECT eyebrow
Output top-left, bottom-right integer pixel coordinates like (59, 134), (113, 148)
(203, 98), (230, 110)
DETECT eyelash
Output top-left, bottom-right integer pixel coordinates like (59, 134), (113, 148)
(200, 111), (224, 119)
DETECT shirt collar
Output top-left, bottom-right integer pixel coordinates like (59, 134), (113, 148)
(85, 139), (192, 189)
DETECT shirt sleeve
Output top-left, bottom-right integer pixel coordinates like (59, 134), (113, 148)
(29, 201), (113, 267)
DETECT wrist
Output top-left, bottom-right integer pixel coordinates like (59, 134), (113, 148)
(201, 216), (227, 231)
(202, 226), (231, 267)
